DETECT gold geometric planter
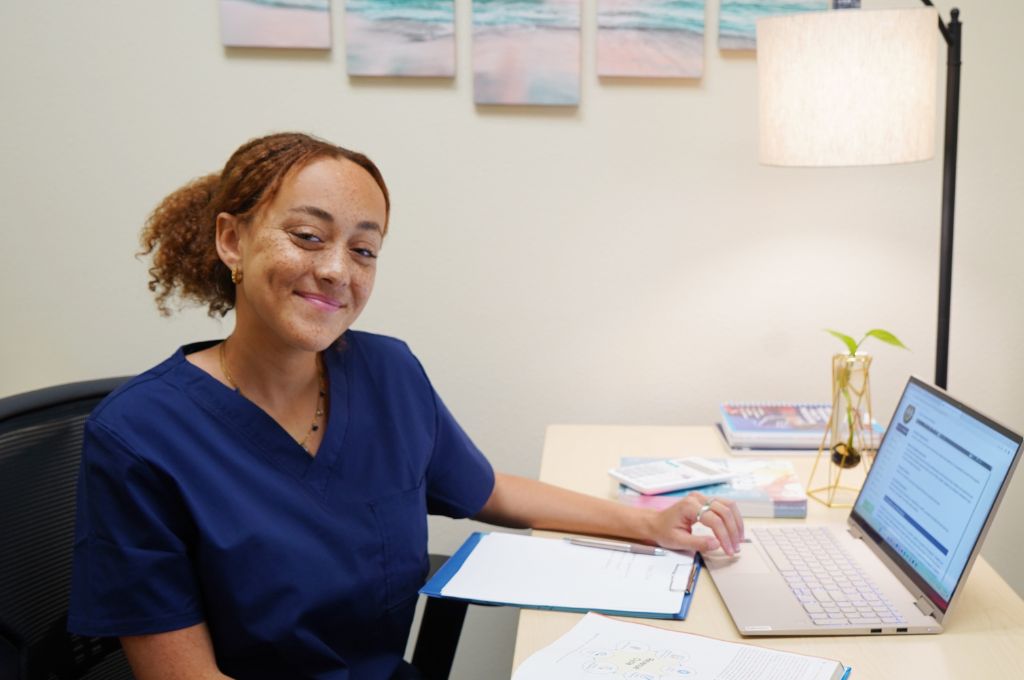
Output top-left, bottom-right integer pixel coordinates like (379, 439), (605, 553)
(808, 353), (876, 508)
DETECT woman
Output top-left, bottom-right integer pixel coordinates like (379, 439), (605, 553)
(68, 132), (743, 680)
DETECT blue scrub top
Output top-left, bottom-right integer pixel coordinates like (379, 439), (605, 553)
(68, 331), (495, 679)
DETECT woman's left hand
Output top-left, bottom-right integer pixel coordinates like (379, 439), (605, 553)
(476, 473), (745, 557)
(650, 491), (745, 556)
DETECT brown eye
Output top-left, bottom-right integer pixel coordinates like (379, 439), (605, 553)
(292, 231), (323, 244)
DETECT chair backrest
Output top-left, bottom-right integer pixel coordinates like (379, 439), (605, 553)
(0, 378), (135, 680)
(412, 555), (469, 680)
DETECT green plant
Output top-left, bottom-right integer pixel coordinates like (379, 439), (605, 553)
(826, 328), (908, 356)
(824, 329), (908, 468)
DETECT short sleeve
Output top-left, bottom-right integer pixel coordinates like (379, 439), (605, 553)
(68, 419), (204, 637)
(424, 391), (495, 519)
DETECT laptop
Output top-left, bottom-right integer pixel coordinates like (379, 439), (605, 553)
(706, 376), (1023, 636)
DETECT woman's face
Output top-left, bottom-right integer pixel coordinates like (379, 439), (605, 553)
(221, 156), (387, 353)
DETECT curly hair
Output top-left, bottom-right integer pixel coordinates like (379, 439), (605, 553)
(139, 132), (390, 317)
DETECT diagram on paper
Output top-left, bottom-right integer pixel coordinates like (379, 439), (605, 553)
(514, 614), (843, 680)
(577, 639), (694, 678)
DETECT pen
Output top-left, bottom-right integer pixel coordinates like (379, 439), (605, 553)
(684, 561), (699, 595)
(565, 537), (666, 556)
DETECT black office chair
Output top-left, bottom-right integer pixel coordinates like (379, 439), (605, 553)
(0, 378), (468, 680)
(411, 556), (469, 679)
(0, 377), (134, 680)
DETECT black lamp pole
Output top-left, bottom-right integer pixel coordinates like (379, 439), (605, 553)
(922, 1), (962, 390)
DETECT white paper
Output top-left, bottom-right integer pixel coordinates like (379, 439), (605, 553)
(440, 533), (694, 615)
(513, 613), (846, 680)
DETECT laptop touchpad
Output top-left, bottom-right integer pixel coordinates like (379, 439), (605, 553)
(704, 543), (772, 575)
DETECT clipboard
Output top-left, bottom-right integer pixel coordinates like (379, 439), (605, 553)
(420, 532), (702, 620)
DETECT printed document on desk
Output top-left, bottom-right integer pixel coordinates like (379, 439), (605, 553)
(421, 532), (700, 619)
(513, 613), (851, 680)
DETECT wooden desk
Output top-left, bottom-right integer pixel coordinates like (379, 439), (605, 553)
(512, 425), (1024, 678)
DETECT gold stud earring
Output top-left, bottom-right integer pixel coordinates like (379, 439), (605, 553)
(231, 267), (243, 285)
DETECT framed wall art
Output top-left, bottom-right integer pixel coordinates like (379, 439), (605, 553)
(597, 0), (706, 78)
(473, 0), (581, 106)
(719, 0), (827, 51)
(220, 0), (332, 49)
(346, 0), (456, 77)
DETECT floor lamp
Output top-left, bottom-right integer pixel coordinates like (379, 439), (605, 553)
(757, 3), (961, 390)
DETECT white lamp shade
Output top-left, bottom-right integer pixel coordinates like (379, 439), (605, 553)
(757, 7), (939, 167)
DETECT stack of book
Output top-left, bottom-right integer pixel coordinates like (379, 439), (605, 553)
(718, 401), (883, 451)
(616, 457), (807, 518)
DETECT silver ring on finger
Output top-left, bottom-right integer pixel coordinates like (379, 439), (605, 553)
(694, 501), (713, 524)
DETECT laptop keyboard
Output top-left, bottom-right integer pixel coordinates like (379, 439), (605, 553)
(753, 526), (906, 627)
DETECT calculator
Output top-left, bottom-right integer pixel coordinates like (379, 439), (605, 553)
(608, 458), (735, 495)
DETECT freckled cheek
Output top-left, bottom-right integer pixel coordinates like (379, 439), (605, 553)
(257, 250), (310, 289)
(352, 269), (376, 304)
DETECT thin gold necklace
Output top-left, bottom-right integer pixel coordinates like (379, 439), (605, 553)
(219, 339), (327, 452)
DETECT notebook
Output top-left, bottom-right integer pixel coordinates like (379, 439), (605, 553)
(617, 457), (808, 518)
(707, 376), (1023, 636)
(718, 402), (885, 451)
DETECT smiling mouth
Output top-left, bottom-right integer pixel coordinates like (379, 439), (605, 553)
(297, 292), (345, 311)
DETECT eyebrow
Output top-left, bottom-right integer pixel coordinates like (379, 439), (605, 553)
(289, 205), (335, 222)
(288, 205), (383, 234)
(355, 220), (384, 234)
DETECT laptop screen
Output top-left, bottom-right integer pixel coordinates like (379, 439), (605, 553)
(851, 377), (1022, 613)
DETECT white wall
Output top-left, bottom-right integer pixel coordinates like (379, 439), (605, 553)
(2, 1), (1021, 677)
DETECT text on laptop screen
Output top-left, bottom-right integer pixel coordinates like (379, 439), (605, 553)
(853, 381), (1020, 610)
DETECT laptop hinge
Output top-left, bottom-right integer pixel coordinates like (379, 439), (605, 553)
(914, 595), (936, 617)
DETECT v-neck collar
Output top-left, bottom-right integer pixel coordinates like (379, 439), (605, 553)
(176, 340), (350, 497)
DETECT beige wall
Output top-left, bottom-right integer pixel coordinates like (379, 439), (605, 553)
(2, 1), (1021, 676)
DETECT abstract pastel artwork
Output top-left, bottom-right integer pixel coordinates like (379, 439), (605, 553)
(473, 0), (581, 106)
(220, 0), (332, 49)
(346, 0), (456, 77)
(718, 0), (827, 51)
(597, 0), (706, 78)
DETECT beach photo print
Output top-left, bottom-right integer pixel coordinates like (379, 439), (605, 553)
(220, 0), (332, 49)
(346, 0), (456, 77)
(718, 0), (827, 51)
(473, 0), (581, 106)
(597, 0), (706, 78)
